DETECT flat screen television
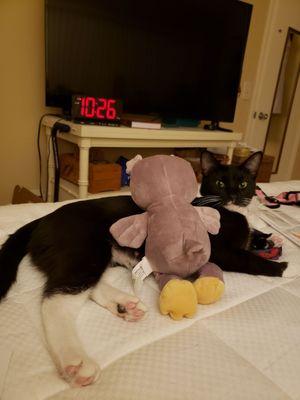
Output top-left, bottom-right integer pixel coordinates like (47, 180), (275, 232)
(45, 0), (252, 123)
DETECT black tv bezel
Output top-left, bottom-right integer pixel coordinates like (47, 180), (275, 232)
(44, 0), (252, 123)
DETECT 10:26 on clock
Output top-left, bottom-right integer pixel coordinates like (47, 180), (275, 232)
(71, 95), (123, 126)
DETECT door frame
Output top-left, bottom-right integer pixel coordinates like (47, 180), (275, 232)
(264, 28), (300, 175)
(244, 0), (300, 181)
(244, 0), (281, 150)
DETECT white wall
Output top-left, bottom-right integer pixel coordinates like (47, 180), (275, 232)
(0, 0), (53, 205)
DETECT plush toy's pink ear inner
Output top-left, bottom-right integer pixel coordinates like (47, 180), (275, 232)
(126, 154), (143, 174)
(194, 207), (220, 235)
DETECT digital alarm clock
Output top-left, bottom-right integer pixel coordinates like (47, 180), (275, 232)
(71, 95), (123, 126)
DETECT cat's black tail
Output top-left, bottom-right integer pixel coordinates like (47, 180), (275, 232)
(0, 219), (40, 300)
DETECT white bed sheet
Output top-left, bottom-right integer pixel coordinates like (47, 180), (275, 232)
(0, 181), (299, 400)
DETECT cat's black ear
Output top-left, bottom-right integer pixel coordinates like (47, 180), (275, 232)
(200, 151), (220, 176)
(240, 151), (263, 177)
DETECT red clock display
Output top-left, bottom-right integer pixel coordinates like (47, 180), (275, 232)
(72, 95), (122, 125)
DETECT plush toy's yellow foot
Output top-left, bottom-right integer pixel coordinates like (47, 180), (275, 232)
(159, 279), (198, 320)
(193, 277), (224, 305)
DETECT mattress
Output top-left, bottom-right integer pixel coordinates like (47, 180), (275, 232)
(0, 181), (299, 400)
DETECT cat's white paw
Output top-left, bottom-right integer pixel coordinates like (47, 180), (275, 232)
(117, 299), (147, 322)
(61, 355), (100, 387)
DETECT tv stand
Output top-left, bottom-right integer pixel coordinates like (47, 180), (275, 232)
(204, 121), (233, 132)
(43, 116), (242, 201)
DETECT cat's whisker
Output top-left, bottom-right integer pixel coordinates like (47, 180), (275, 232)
(198, 199), (218, 204)
(241, 202), (250, 206)
(196, 199), (221, 205)
(207, 201), (223, 207)
(240, 198), (251, 206)
(200, 196), (222, 200)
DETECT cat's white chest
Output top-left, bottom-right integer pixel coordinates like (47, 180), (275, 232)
(225, 203), (248, 216)
(225, 201), (266, 230)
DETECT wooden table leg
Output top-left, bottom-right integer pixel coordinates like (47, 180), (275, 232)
(78, 142), (90, 198)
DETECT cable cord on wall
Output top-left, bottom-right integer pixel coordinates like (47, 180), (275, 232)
(37, 113), (63, 201)
(50, 121), (71, 202)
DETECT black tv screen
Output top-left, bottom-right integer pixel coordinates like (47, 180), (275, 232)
(45, 0), (252, 122)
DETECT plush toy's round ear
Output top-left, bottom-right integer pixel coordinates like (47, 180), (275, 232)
(126, 154), (143, 174)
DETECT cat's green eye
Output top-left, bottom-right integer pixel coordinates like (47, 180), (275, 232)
(216, 180), (225, 188)
(239, 181), (248, 189)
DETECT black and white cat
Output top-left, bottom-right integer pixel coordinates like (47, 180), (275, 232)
(193, 150), (287, 276)
(0, 198), (147, 387)
(0, 151), (287, 387)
